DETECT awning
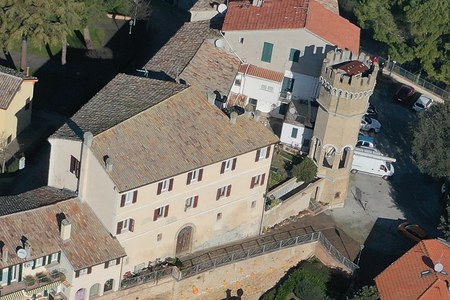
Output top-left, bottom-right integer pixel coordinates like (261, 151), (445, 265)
(0, 290), (27, 300)
(25, 281), (60, 297)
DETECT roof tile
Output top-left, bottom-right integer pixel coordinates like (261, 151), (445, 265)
(239, 64), (284, 82)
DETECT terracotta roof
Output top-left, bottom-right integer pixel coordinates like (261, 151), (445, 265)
(145, 20), (221, 81)
(0, 186), (76, 217)
(375, 239), (450, 300)
(52, 74), (187, 140)
(222, 0), (360, 54)
(90, 85), (279, 192)
(0, 198), (126, 270)
(179, 41), (241, 96)
(239, 64), (284, 82)
(333, 61), (369, 76)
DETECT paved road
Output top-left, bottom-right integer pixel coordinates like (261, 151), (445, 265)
(327, 74), (444, 284)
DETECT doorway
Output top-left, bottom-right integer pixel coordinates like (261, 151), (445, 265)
(176, 226), (193, 255)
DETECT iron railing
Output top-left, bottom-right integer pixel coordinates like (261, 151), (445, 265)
(120, 267), (174, 290)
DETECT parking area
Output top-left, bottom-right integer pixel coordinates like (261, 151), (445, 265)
(326, 75), (444, 284)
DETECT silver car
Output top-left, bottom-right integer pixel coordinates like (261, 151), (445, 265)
(412, 95), (433, 112)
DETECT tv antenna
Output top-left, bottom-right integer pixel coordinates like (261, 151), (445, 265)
(434, 262), (444, 273)
(217, 4), (228, 14)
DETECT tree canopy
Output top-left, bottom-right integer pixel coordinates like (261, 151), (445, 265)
(355, 0), (450, 83)
(412, 101), (450, 179)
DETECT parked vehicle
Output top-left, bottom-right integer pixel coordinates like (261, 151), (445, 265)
(365, 103), (378, 118)
(360, 115), (381, 133)
(351, 147), (395, 179)
(412, 95), (433, 112)
(394, 84), (416, 102)
(398, 222), (429, 242)
(357, 134), (376, 149)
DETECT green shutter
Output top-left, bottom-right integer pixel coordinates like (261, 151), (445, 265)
(42, 256), (46, 266)
(261, 42), (274, 63)
(57, 252), (61, 263)
(48, 255), (52, 264)
(7, 267), (12, 284)
(18, 264), (23, 282)
(32, 259), (36, 270)
(289, 48), (300, 62)
(0, 268), (3, 281)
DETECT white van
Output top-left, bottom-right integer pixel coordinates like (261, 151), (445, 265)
(351, 147), (396, 180)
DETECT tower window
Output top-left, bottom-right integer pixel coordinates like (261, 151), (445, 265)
(322, 146), (335, 169)
(339, 147), (351, 169)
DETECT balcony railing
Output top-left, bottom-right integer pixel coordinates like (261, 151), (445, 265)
(0, 270), (64, 297)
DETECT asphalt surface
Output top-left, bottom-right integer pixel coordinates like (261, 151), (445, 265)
(327, 74), (444, 285)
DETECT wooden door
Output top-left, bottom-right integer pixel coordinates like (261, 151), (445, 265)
(176, 226), (193, 255)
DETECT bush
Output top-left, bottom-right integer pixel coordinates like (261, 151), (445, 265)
(294, 279), (328, 299)
(349, 285), (379, 300)
(291, 157), (317, 183)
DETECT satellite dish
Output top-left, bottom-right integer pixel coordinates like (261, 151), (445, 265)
(434, 263), (444, 272)
(289, 107), (296, 114)
(17, 248), (27, 259)
(214, 39), (225, 48)
(217, 4), (227, 14)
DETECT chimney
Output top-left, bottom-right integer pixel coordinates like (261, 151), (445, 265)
(60, 219), (72, 241)
(105, 157), (113, 172)
(2, 248), (8, 263)
(244, 103), (254, 118)
(25, 242), (32, 258)
(83, 131), (93, 147)
(230, 112), (238, 124)
(252, 0), (263, 7)
(254, 110), (261, 122)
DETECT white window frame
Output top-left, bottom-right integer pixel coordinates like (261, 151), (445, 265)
(161, 179), (170, 192)
(35, 257), (44, 267)
(50, 253), (58, 263)
(185, 196), (194, 208)
(191, 169), (200, 182)
(224, 159), (233, 172)
(109, 259), (117, 267)
(124, 191), (134, 205)
(218, 186), (227, 198)
(156, 206), (166, 218)
(122, 218), (129, 232)
(254, 175), (262, 185)
(259, 147), (268, 160)
(79, 268), (88, 276)
(261, 84), (267, 91)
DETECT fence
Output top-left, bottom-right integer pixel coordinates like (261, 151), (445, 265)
(120, 266), (174, 290)
(376, 56), (449, 100)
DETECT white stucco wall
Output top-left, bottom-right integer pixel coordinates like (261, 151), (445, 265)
(280, 122), (313, 150)
(48, 138), (82, 192)
(284, 71), (321, 101)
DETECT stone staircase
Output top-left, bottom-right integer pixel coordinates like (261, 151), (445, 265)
(308, 199), (327, 215)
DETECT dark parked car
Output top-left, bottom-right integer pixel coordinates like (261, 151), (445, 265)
(366, 103), (378, 118)
(222, 105), (245, 117)
(398, 222), (429, 242)
(394, 84), (416, 102)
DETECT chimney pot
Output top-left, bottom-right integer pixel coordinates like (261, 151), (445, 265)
(83, 131), (94, 147)
(2, 248), (8, 263)
(105, 157), (113, 172)
(230, 112), (238, 124)
(254, 110), (261, 122)
(61, 219), (72, 241)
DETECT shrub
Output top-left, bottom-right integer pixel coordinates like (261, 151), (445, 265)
(294, 279), (327, 300)
(349, 285), (380, 300)
(291, 157), (317, 183)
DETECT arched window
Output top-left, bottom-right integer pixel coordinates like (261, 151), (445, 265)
(312, 139), (321, 163)
(339, 147), (351, 169)
(104, 279), (114, 293)
(322, 146), (336, 168)
(89, 283), (100, 298)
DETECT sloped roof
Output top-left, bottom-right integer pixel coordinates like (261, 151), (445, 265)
(222, 0), (360, 53)
(144, 20), (221, 81)
(90, 85), (279, 192)
(375, 239), (450, 300)
(239, 64), (284, 82)
(0, 65), (37, 110)
(0, 198), (126, 270)
(0, 186), (76, 217)
(52, 74), (187, 140)
(179, 41), (241, 96)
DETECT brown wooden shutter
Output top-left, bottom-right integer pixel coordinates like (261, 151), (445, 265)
(116, 258), (120, 265)
(168, 179), (174, 191)
(104, 261), (109, 269)
(266, 146), (271, 158)
(87, 267), (92, 274)
(157, 182), (162, 195)
(261, 173), (266, 186)
(116, 221), (123, 234)
(255, 150), (261, 162)
(250, 177), (255, 189)
(226, 185), (231, 197)
(75, 270), (80, 278)
(220, 161), (226, 174)
(198, 169), (203, 181)
(129, 219), (135, 232)
(164, 205), (169, 217)
(216, 188), (221, 200)
(132, 191), (138, 203)
(232, 158), (237, 170)
(70, 156), (75, 173)
(153, 209), (159, 221)
(120, 195), (126, 207)
(193, 196), (198, 208)
(187, 172), (192, 185)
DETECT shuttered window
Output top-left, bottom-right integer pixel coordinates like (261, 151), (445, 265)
(69, 156), (80, 178)
(220, 158), (237, 174)
(187, 168), (203, 185)
(216, 185), (232, 200)
(153, 205), (170, 221)
(255, 146), (271, 162)
(157, 178), (174, 195)
(250, 174), (266, 189)
(185, 196), (199, 210)
(261, 42), (274, 63)
(120, 191), (138, 207)
(116, 218), (134, 234)
(289, 48), (301, 62)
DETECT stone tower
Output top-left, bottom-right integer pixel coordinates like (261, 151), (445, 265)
(309, 49), (378, 208)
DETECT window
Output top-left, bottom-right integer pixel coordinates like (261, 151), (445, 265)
(157, 233), (162, 241)
(334, 192), (341, 199)
(216, 185), (231, 200)
(289, 48), (301, 62)
(261, 42), (274, 62)
(79, 268), (88, 276)
(6, 135), (12, 144)
(255, 146), (271, 162)
(75, 267), (92, 278)
(220, 158), (237, 174)
(251, 201), (256, 208)
(153, 205), (169, 221)
(70, 155), (80, 178)
(120, 190), (138, 207)
(185, 196), (199, 210)
(291, 128), (298, 138)
(281, 77), (295, 95)
(187, 168), (203, 185)
(116, 218), (135, 234)
(50, 253), (59, 263)
(34, 257), (44, 268)
(104, 258), (120, 269)
(234, 79), (242, 86)
(250, 174), (266, 189)
(267, 86), (273, 92)
(239, 37), (244, 44)
(157, 178), (174, 195)
(217, 213), (222, 221)
(339, 147), (351, 169)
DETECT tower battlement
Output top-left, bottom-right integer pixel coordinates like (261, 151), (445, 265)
(320, 49), (378, 92)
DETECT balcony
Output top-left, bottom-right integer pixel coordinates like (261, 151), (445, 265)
(0, 270), (65, 298)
